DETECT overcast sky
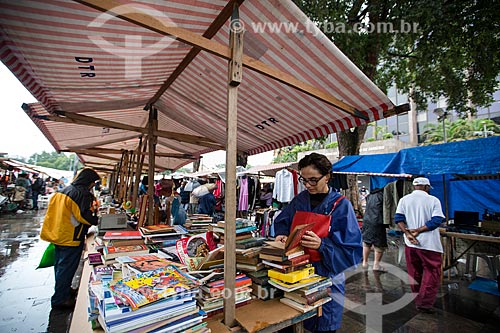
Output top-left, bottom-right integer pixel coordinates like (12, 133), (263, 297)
(0, 62), (273, 168)
(0, 63), (54, 159)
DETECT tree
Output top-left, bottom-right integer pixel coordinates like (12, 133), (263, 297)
(294, 0), (500, 208)
(27, 151), (78, 170)
(423, 118), (500, 144)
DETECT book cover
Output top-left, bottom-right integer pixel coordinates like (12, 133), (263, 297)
(109, 265), (200, 310)
(296, 276), (332, 296)
(284, 287), (331, 305)
(261, 260), (311, 274)
(258, 250), (305, 263)
(235, 237), (265, 249)
(103, 230), (142, 240)
(284, 223), (316, 255)
(268, 275), (323, 292)
(279, 296), (332, 313)
(127, 259), (174, 273)
(88, 252), (104, 265)
(104, 244), (149, 260)
(267, 266), (315, 284)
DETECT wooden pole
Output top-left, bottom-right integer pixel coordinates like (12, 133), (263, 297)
(147, 107), (158, 226)
(223, 4), (243, 328)
(131, 136), (144, 209)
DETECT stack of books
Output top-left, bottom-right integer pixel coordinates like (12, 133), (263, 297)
(280, 276), (333, 313)
(235, 245), (264, 272)
(92, 265), (208, 333)
(246, 269), (283, 301)
(103, 244), (150, 262)
(139, 224), (188, 247)
(99, 230), (145, 250)
(208, 218), (257, 244)
(196, 272), (253, 317)
(259, 240), (311, 274)
(184, 214), (213, 233)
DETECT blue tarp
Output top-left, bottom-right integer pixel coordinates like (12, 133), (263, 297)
(382, 136), (500, 175)
(331, 137), (500, 217)
(331, 153), (397, 174)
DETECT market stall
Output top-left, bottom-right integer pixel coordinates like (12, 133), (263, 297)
(1, 0), (398, 330)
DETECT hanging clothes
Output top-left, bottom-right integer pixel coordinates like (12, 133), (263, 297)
(273, 169), (294, 203)
(383, 179), (413, 225)
(238, 176), (249, 211)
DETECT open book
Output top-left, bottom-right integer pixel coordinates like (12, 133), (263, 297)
(266, 223), (316, 257)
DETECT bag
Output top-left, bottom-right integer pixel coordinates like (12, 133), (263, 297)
(290, 196), (345, 262)
(37, 243), (56, 269)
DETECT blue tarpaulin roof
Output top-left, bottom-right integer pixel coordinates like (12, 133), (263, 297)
(331, 137), (500, 218)
(332, 137), (500, 176)
(381, 136), (500, 176)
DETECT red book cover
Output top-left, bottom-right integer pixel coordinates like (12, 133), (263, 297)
(290, 211), (331, 261)
(103, 230), (142, 240)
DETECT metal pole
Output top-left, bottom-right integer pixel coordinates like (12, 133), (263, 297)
(442, 118), (447, 143)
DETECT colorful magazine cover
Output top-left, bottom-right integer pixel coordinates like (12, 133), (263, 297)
(175, 232), (217, 271)
(109, 265), (200, 310)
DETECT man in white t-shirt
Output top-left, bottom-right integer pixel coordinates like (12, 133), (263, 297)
(395, 177), (445, 314)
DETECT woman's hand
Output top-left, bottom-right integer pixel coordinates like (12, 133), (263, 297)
(301, 231), (321, 250)
(275, 235), (288, 243)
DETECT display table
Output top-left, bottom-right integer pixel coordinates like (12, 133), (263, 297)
(69, 235), (319, 333)
(440, 228), (500, 280)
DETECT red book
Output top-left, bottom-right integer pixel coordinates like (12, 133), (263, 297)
(103, 230), (142, 240)
(104, 244), (149, 260)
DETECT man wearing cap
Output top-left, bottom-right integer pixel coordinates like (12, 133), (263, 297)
(394, 177), (445, 314)
(197, 183), (217, 216)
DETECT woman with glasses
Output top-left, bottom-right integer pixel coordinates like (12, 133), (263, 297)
(274, 153), (362, 333)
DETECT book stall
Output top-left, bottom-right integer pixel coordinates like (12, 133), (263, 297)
(0, 1), (399, 331)
(71, 210), (335, 333)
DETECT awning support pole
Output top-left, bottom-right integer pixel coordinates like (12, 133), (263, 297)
(131, 136), (143, 209)
(223, 4), (243, 328)
(147, 107), (158, 226)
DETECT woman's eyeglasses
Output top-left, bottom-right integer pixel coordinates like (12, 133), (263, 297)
(298, 174), (325, 186)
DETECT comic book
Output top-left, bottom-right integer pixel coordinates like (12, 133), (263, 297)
(109, 265), (200, 310)
(175, 232), (218, 271)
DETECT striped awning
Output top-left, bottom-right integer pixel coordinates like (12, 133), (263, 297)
(0, 0), (395, 170)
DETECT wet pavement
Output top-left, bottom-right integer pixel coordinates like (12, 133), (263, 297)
(0, 209), (74, 333)
(0, 210), (499, 332)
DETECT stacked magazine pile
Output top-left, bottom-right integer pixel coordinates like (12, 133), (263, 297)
(184, 214), (213, 233)
(115, 253), (186, 278)
(139, 224), (188, 247)
(91, 264), (209, 333)
(194, 271), (253, 317)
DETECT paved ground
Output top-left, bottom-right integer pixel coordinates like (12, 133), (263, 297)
(0, 209), (498, 332)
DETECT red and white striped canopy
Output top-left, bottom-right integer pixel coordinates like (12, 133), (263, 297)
(0, 0), (394, 170)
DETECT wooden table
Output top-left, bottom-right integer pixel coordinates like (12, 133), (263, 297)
(440, 229), (500, 279)
(69, 235), (318, 333)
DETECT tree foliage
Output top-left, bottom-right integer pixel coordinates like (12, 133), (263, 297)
(27, 151), (79, 170)
(293, 0), (500, 150)
(423, 118), (500, 144)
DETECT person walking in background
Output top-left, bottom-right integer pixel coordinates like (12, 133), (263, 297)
(361, 188), (387, 271)
(259, 187), (273, 207)
(14, 173), (31, 209)
(197, 183), (217, 216)
(274, 153), (362, 333)
(40, 168), (100, 309)
(31, 174), (45, 210)
(395, 177), (445, 314)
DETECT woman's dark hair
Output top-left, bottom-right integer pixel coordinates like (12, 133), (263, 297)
(298, 153), (332, 176)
